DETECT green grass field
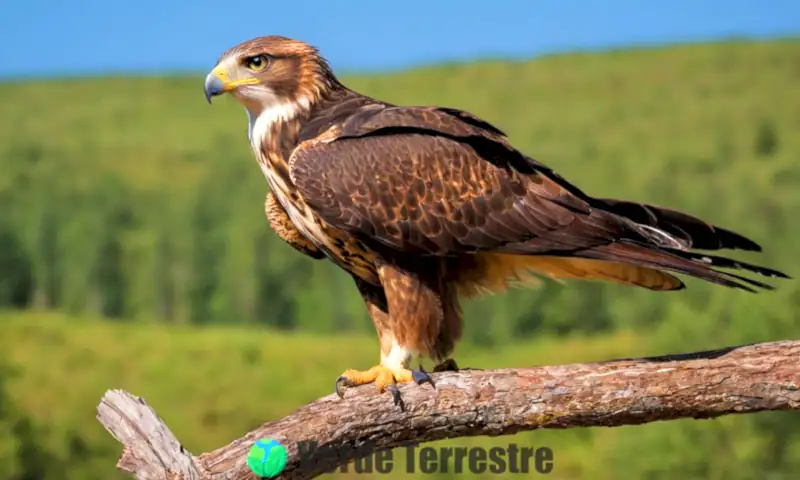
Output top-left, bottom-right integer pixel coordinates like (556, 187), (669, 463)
(1, 38), (799, 479)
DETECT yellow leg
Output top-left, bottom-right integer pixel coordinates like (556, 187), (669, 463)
(335, 364), (434, 404)
(337, 365), (417, 393)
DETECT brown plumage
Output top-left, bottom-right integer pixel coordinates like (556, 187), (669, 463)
(204, 36), (789, 402)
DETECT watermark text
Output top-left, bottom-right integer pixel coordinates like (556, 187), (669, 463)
(297, 440), (554, 475)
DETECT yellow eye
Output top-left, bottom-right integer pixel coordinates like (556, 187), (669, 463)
(246, 55), (268, 72)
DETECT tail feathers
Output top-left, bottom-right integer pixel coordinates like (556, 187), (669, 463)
(595, 198), (762, 252)
(662, 248), (790, 280)
(576, 241), (786, 293)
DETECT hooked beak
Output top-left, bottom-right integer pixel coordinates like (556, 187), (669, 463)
(204, 65), (228, 104)
(203, 64), (260, 104)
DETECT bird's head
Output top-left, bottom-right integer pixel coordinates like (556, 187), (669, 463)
(204, 36), (339, 119)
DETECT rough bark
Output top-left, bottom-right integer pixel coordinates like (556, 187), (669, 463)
(97, 340), (800, 480)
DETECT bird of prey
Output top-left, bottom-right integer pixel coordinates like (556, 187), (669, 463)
(204, 36), (789, 405)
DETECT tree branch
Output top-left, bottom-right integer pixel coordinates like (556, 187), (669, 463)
(97, 340), (800, 480)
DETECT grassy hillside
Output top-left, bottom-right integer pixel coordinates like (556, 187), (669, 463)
(1, 40), (798, 338)
(1, 39), (799, 479)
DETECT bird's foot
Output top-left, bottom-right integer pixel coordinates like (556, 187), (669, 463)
(335, 365), (434, 407)
(432, 358), (459, 373)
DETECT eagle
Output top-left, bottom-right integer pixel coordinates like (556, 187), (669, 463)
(203, 36), (788, 405)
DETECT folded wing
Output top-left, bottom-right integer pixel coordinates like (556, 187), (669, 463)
(289, 104), (788, 292)
(291, 105), (637, 255)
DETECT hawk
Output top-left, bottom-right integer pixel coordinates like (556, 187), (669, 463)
(203, 36), (788, 405)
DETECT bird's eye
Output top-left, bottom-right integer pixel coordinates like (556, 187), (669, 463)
(245, 55), (269, 72)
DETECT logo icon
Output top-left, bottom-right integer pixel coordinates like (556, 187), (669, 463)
(247, 438), (287, 478)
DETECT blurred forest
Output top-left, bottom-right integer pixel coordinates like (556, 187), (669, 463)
(0, 39), (799, 479)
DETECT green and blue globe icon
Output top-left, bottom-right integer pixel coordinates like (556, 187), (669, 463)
(247, 438), (288, 478)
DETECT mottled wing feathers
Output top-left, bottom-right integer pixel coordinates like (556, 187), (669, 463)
(330, 105), (591, 213)
(291, 105), (633, 256)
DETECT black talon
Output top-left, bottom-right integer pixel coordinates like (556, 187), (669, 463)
(411, 369), (435, 388)
(335, 376), (350, 399)
(388, 384), (405, 411)
(433, 358), (459, 373)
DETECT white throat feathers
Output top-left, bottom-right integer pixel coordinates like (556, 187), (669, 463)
(245, 93), (311, 149)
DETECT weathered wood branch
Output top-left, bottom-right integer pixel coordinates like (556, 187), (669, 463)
(97, 340), (800, 480)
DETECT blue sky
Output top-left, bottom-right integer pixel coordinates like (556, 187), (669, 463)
(2, 0), (798, 79)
